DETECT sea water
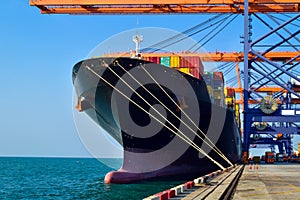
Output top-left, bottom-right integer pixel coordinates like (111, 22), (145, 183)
(0, 157), (183, 199)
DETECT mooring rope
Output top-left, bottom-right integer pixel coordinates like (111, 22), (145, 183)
(84, 64), (226, 170)
(114, 60), (233, 166)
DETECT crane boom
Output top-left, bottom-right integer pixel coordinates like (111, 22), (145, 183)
(30, 0), (300, 14)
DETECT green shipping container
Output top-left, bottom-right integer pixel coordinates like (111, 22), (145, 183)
(160, 56), (170, 67)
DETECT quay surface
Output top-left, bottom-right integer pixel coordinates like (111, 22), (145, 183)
(233, 163), (300, 200)
(146, 163), (300, 199)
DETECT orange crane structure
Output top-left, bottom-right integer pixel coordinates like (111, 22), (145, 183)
(30, 0), (300, 159)
(30, 0), (300, 14)
(29, 0), (300, 104)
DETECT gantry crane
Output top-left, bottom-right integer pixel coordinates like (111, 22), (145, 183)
(30, 0), (300, 162)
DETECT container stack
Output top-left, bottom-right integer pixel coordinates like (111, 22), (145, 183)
(179, 56), (191, 75)
(203, 72), (214, 101)
(212, 72), (225, 106)
(143, 56), (160, 64)
(235, 103), (241, 130)
(179, 56), (204, 78)
(143, 55), (204, 78)
(224, 87), (235, 108)
(224, 87), (240, 128)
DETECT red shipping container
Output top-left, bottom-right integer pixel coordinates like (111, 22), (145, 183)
(148, 56), (160, 64)
(180, 56), (195, 68)
(186, 56), (194, 68)
(180, 56), (188, 67)
(198, 60), (204, 75)
(213, 72), (224, 81)
(190, 68), (200, 79)
(191, 56), (198, 67)
(226, 87), (236, 97)
(192, 56), (204, 75)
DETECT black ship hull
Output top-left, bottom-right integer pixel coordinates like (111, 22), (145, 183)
(72, 57), (242, 183)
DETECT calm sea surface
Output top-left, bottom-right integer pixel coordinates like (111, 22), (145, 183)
(0, 157), (183, 199)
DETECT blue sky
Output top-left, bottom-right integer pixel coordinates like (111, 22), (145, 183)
(0, 1), (298, 157)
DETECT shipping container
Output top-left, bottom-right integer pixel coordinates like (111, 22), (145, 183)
(170, 56), (180, 68)
(180, 56), (204, 75)
(179, 67), (190, 75)
(160, 56), (170, 67)
(235, 104), (239, 115)
(213, 89), (222, 100)
(283, 154), (289, 162)
(207, 85), (213, 96)
(225, 87), (236, 97)
(290, 154), (298, 163)
(189, 56), (204, 76)
(213, 80), (224, 90)
(276, 153), (284, 162)
(204, 72), (213, 86)
(180, 56), (191, 68)
(265, 151), (275, 163)
(213, 72), (224, 82)
(144, 56), (160, 64)
(225, 97), (235, 106)
(189, 68), (200, 79)
(151, 56), (160, 64)
(197, 58), (204, 76)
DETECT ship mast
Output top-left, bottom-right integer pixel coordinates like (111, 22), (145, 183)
(132, 32), (143, 58)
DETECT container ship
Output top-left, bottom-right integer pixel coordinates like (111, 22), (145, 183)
(72, 40), (242, 184)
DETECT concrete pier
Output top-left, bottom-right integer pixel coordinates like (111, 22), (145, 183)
(233, 164), (300, 200)
(145, 163), (300, 199)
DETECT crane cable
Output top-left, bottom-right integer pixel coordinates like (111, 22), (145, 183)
(217, 62), (234, 71)
(141, 14), (225, 52)
(146, 15), (231, 53)
(223, 63), (236, 76)
(83, 65), (227, 170)
(193, 14), (239, 52)
(188, 14), (232, 51)
(114, 60), (233, 166)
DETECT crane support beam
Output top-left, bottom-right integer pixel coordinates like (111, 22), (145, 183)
(30, 0), (300, 14)
(250, 127), (300, 135)
(29, 0), (300, 5)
